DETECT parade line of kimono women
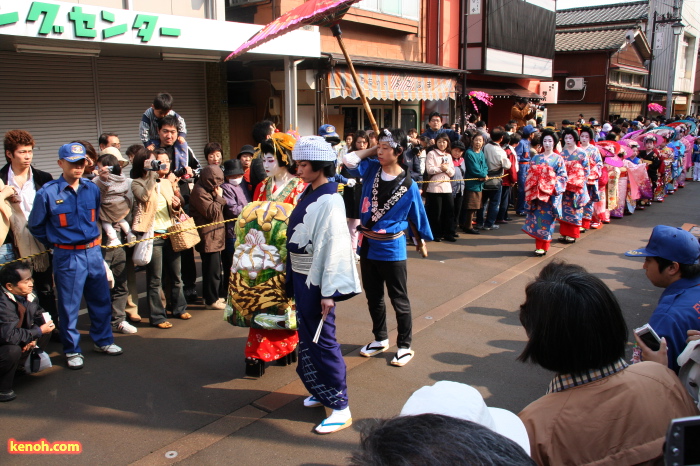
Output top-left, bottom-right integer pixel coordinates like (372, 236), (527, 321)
(521, 121), (696, 256)
(220, 121), (695, 434)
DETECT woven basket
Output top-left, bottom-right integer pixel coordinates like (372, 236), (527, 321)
(167, 216), (200, 252)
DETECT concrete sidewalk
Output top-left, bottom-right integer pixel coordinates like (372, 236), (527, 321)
(1, 182), (697, 465)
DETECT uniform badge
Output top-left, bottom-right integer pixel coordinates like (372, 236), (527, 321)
(55, 199), (64, 204)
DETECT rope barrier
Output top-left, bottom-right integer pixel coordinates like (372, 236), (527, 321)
(1, 174), (509, 266)
(0, 217), (239, 268)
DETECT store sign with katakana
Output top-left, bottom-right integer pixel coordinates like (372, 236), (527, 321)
(0, 0), (180, 44)
(0, 0), (321, 55)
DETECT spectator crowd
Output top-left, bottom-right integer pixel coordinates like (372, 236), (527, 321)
(1, 91), (699, 462)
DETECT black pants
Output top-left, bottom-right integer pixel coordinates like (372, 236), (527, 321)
(426, 192), (455, 239)
(453, 192), (464, 233)
(181, 247), (197, 292)
(0, 332), (51, 391)
(102, 247), (128, 328)
(34, 266), (57, 324)
(360, 257), (412, 348)
(201, 250), (222, 306)
(221, 249), (233, 299)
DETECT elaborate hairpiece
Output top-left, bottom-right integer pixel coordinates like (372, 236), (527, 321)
(269, 132), (296, 165)
(378, 128), (398, 148)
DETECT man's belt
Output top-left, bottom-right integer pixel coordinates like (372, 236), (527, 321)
(54, 239), (101, 250)
(358, 226), (404, 241)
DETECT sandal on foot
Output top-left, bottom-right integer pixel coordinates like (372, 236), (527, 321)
(534, 249), (547, 257)
(359, 339), (390, 357)
(315, 408), (352, 434)
(154, 321), (173, 329)
(390, 348), (415, 367)
(303, 395), (323, 408)
(176, 312), (192, 320)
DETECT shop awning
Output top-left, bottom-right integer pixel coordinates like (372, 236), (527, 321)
(328, 66), (458, 101)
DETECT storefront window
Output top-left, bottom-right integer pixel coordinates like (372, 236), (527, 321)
(355, 0), (419, 20)
(343, 107), (359, 139)
(401, 109), (417, 133)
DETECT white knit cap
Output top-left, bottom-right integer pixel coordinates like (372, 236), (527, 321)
(292, 136), (337, 162)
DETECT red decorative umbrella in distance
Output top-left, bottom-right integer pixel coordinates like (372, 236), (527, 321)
(225, 0), (380, 134)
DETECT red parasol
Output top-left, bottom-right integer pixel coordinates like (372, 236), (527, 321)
(225, 0), (380, 134)
(226, 0), (360, 60)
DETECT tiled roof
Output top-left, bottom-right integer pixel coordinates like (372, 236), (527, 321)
(556, 26), (632, 52)
(557, 1), (648, 27)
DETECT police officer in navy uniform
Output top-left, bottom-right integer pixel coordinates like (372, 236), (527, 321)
(28, 142), (123, 370)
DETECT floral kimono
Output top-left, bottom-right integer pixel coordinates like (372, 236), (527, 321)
(522, 153), (567, 243)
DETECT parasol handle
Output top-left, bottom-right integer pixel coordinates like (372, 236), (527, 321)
(331, 24), (379, 135)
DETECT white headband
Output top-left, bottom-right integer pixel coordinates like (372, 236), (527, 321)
(378, 129), (398, 148)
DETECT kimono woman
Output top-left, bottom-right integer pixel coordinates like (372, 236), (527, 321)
(638, 135), (662, 204)
(522, 131), (567, 257)
(286, 136), (362, 435)
(610, 146), (637, 218)
(579, 126), (602, 231)
(656, 136), (673, 201)
(558, 128), (589, 244)
(245, 132), (306, 377)
(342, 128), (433, 368)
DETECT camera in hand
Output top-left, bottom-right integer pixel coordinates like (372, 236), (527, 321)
(148, 160), (167, 171)
(665, 416), (700, 466)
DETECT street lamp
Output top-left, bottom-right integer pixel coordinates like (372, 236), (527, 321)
(672, 21), (684, 35)
(666, 20), (685, 119)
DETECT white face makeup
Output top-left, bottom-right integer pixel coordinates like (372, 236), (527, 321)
(579, 132), (590, 145)
(542, 135), (555, 152)
(564, 134), (575, 148)
(263, 153), (281, 178)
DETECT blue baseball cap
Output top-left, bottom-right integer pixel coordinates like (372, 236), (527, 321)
(58, 143), (87, 162)
(521, 125), (536, 136)
(318, 124), (340, 142)
(625, 225), (700, 265)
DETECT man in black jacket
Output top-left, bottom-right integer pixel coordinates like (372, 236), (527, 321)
(0, 262), (54, 401)
(2, 130), (56, 324)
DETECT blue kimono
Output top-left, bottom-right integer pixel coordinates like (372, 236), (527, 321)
(560, 147), (590, 227)
(522, 153), (567, 242)
(350, 158), (433, 260)
(286, 182), (361, 410)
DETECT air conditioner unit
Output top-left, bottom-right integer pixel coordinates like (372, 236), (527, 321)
(565, 77), (585, 91)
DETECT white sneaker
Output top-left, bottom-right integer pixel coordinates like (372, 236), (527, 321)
(315, 407), (352, 434)
(93, 343), (123, 355)
(303, 395), (323, 408)
(359, 339), (390, 357)
(204, 301), (226, 310)
(66, 353), (84, 370)
(116, 321), (137, 334)
(390, 347), (415, 367)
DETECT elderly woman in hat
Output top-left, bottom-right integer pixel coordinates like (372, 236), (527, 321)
(287, 136), (361, 434)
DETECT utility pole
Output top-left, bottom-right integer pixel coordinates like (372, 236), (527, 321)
(665, 0), (683, 119)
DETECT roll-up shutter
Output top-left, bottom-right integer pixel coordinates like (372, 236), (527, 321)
(0, 53), (208, 178)
(0, 52), (99, 177)
(96, 57), (208, 163)
(607, 102), (643, 120)
(544, 104), (601, 127)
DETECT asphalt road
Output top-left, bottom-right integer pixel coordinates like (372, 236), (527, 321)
(2, 182), (698, 465)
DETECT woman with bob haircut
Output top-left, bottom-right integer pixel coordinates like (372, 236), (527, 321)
(517, 261), (698, 466)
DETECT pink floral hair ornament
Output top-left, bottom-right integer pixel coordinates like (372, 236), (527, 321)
(647, 103), (665, 113)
